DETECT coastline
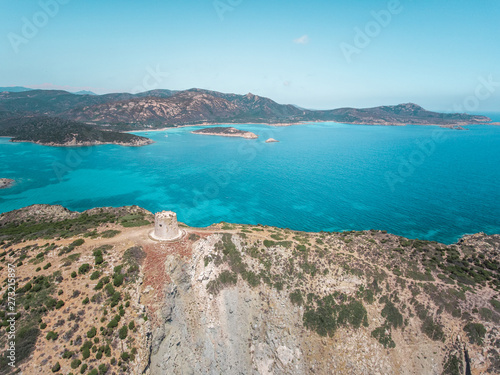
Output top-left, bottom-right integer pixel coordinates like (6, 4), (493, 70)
(125, 120), (498, 134)
(0, 203), (497, 245)
(8, 139), (154, 147)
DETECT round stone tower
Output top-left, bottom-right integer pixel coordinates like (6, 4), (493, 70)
(151, 211), (183, 241)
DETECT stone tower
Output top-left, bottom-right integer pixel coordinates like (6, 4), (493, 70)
(152, 211), (182, 241)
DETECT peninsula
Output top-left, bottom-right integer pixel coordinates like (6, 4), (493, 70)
(0, 204), (498, 374)
(0, 116), (153, 147)
(191, 127), (258, 139)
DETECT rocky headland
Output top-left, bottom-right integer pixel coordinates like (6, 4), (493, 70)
(0, 116), (153, 147)
(191, 127), (258, 139)
(0, 204), (499, 374)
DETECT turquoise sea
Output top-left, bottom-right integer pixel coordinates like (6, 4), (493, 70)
(1, 117), (499, 244)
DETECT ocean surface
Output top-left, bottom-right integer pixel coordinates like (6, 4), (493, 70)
(1, 117), (499, 244)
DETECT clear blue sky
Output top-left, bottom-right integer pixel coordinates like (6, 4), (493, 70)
(1, 0), (499, 111)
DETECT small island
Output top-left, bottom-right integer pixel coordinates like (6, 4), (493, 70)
(191, 127), (258, 139)
(0, 178), (14, 189)
(265, 138), (279, 143)
(0, 116), (154, 147)
(440, 125), (467, 130)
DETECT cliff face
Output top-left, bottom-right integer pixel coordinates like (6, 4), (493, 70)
(143, 228), (499, 375)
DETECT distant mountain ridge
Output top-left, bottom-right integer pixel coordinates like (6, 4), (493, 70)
(0, 86), (96, 96)
(0, 88), (492, 130)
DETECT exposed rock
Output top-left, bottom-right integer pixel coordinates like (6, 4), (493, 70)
(0, 178), (14, 189)
(265, 138), (279, 143)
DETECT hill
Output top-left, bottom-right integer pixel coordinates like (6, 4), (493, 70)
(0, 116), (153, 146)
(0, 89), (491, 130)
(0, 205), (498, 374)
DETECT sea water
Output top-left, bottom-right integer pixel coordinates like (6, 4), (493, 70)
(1, 120), (499, 244)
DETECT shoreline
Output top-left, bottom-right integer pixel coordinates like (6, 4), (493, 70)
(8, 139), (154, 147)
(0, 203), (496, 246)
(125, 120), (498, 133)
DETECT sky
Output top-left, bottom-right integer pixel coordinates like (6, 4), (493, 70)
(0, 0), (499, 111)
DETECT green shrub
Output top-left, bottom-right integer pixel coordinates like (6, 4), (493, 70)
(82, 297), (89, 305)
(121, 352), (129, 361)
(78, 264), (90, 274)
(381, 300), (403, 328)
(110, 292), (121, 307)
(80, 363), (88, 374)
(464, 323), (486, 345)
(206, 271), (238, 295)
(45, 297), (58, 310)
(421, 318), (444, 341)
(296, 244), (307, 252)
(490, 298), (500, 312)
(71, 239), (85, 247)
(303, 295), (368, 337)
(87, 326), (97, 338)
(90, 271), (100, 280)
(101, 230), (120, 238)
(119, 325), (128, 340)
(55, 300), (65, 309)
(336, 300), (368, 329)
(290, 290), (303, 306)
(241, 270), (260, 287)
(113, 274), (124, 287)
(51, 361), (61, 372)
(71, 359), (82, 369)
(107, 319), (118, 329)
(43, 262), (52, 270)
(46, 331), (58, 340)
(371, 326), (396, 348)
(71, 271), (77, 278)
(443, 354), (463, 375)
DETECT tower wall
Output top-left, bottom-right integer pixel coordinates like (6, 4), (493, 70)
(154, 211), (181, 240)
